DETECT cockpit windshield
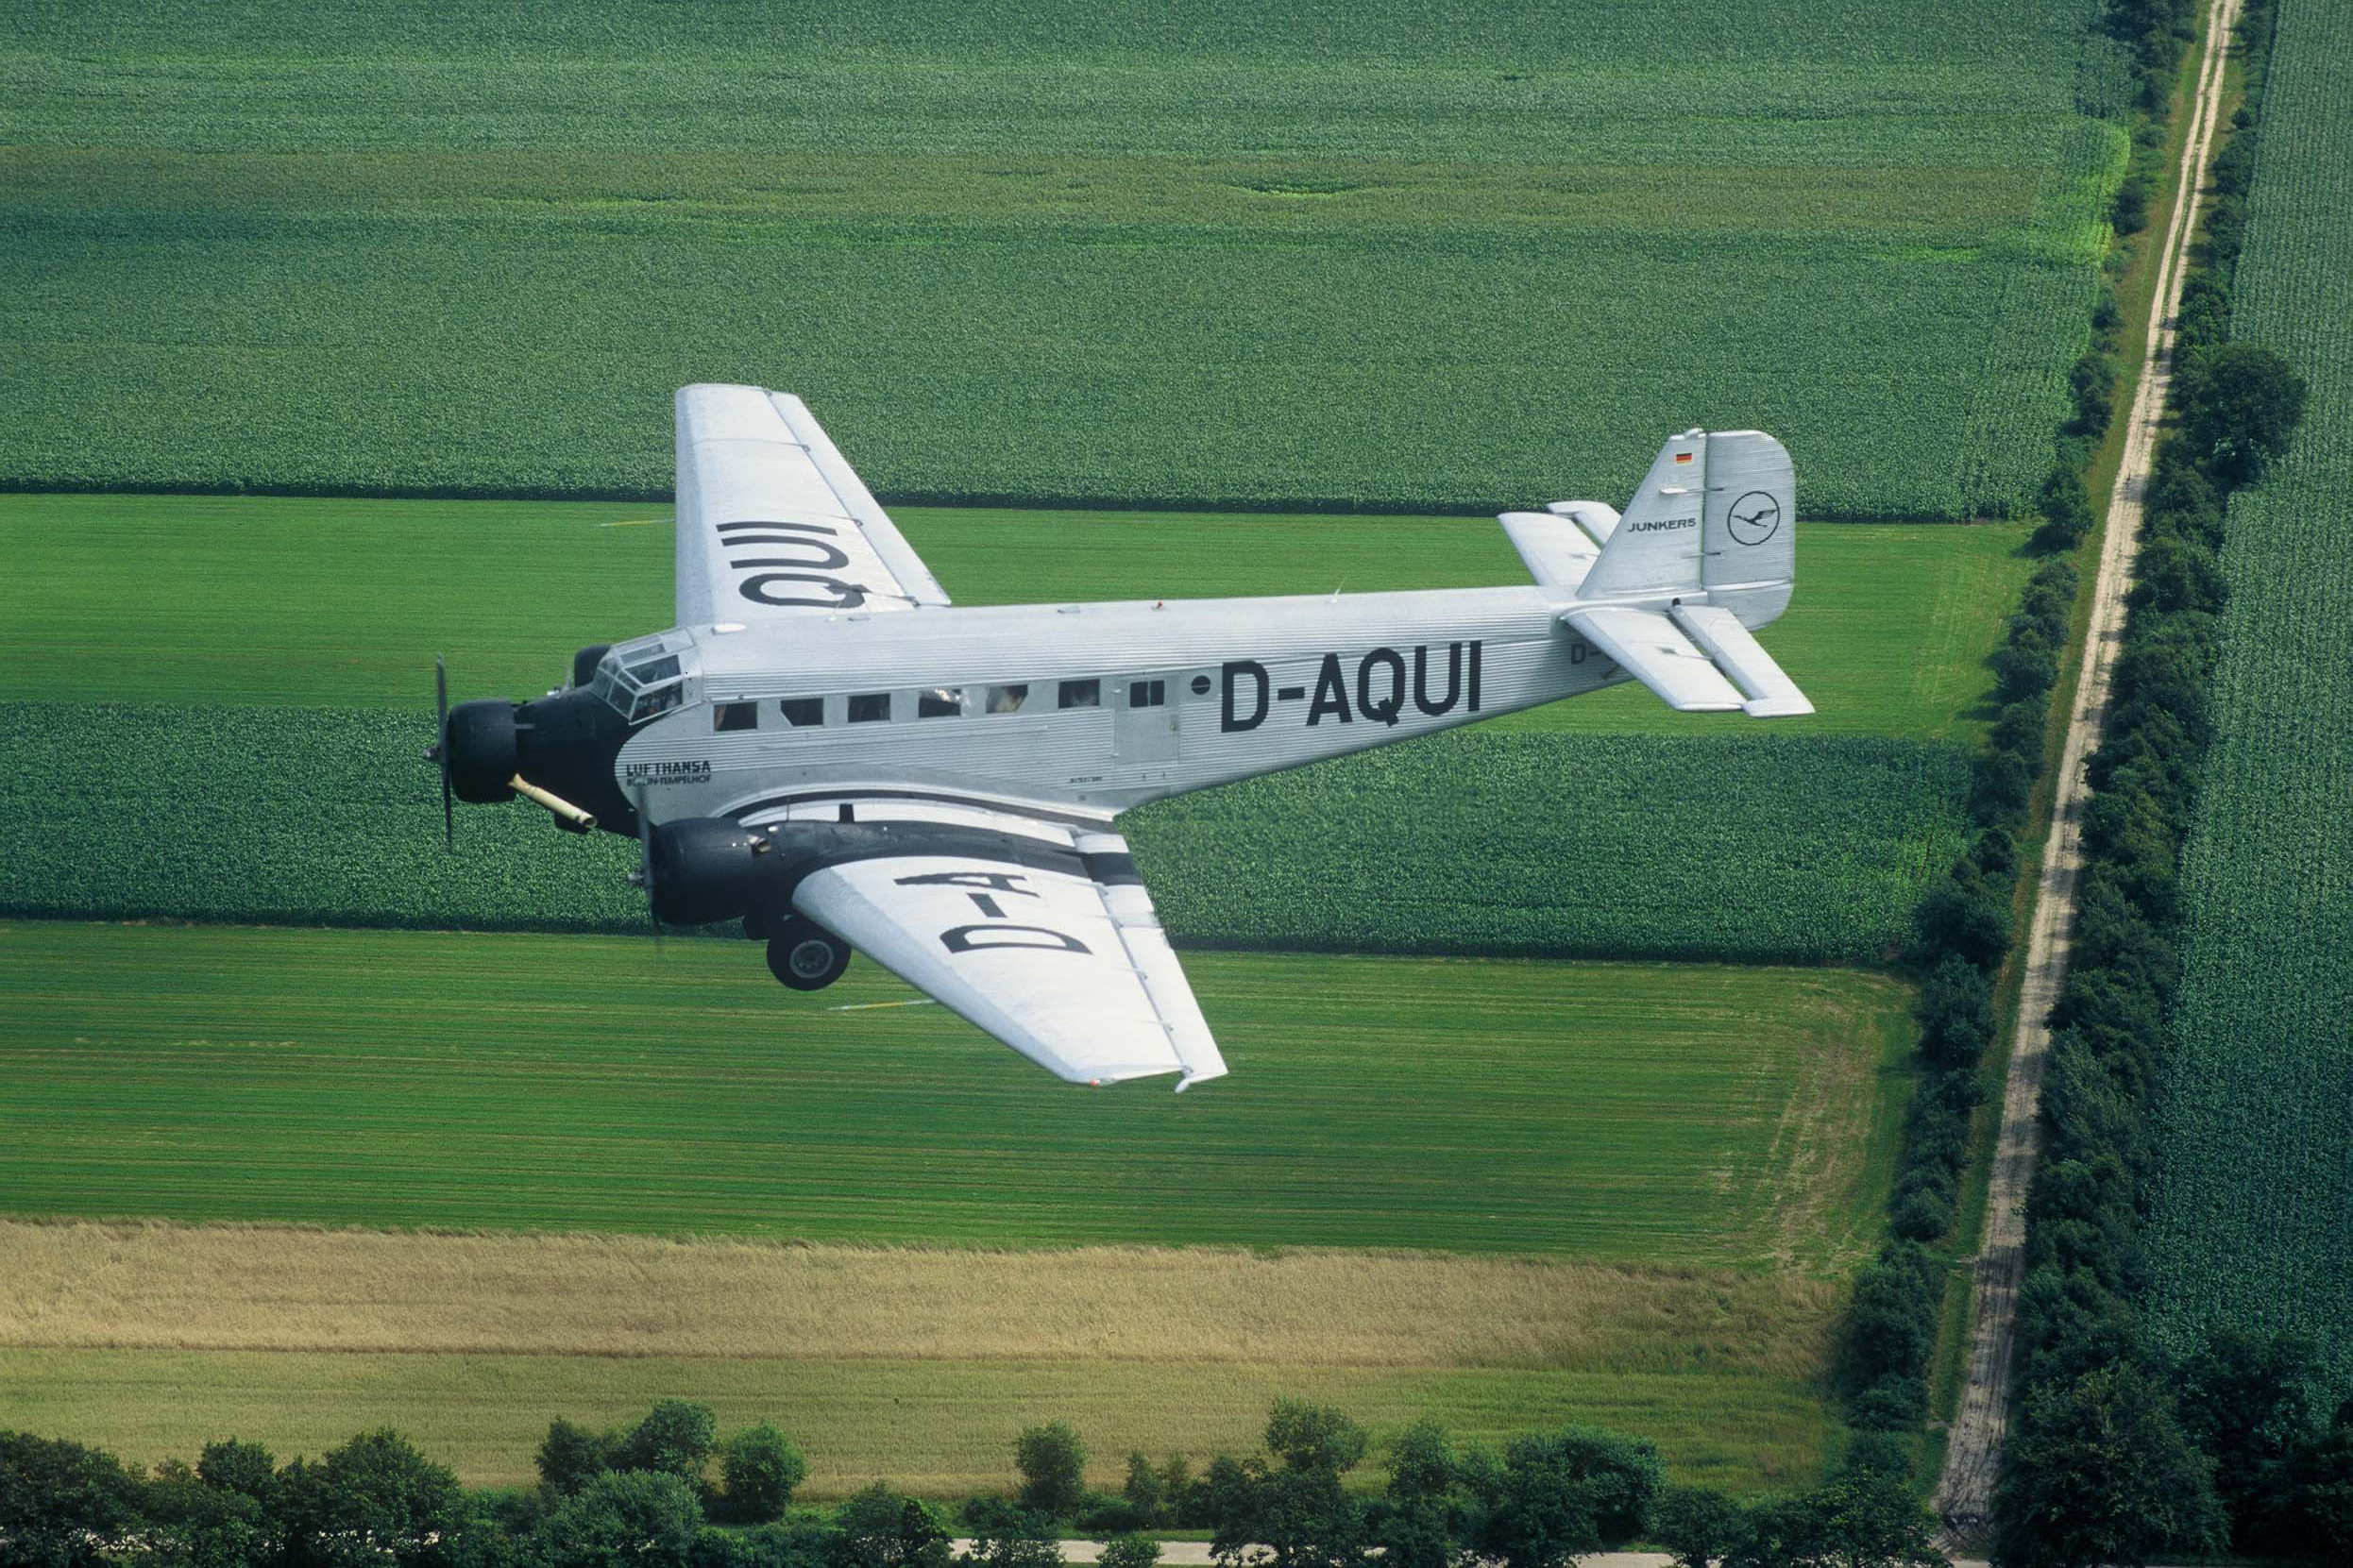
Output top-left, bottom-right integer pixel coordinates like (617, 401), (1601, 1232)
(591, 631), (701, 723)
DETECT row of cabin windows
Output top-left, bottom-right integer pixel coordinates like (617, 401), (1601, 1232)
(711, 676), (1177, 733)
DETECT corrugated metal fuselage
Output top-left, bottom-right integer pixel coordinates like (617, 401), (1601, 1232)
(612, 581), (1774, 825)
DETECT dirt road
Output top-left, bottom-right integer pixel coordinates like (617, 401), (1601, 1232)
(1930, 0), (2243, 1538)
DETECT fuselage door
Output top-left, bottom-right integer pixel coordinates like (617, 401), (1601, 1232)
(1113, 673), (1182, 766)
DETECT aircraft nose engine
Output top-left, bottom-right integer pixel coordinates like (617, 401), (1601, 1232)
(647, 818), (785, 927)
(442, 700), (521, 803)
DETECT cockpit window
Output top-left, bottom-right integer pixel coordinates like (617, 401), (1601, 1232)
(628, 654), (682, 686)
(631, 683), (684, 722)
(593, 630), (701, 723)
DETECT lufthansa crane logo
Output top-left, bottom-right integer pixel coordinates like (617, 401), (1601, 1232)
(1727, 491), (1782, 547)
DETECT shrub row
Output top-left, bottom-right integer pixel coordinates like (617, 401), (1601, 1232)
(1824, 0), (2210, 1456)
(0, 1398), (1955, 1568)
(1990, 7), (2353, 1561)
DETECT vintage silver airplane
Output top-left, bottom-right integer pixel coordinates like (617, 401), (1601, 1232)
(430, 385), (1809, 1089)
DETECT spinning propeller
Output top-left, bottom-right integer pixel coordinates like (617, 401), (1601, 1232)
(432, 656), (454, 850)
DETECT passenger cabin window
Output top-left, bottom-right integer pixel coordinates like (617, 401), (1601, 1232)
(713, 702), (757, 733)
(987, 683), (1028, 714)
(1128, 680), (1167, 708)
(779, 698), (823, 728)
(1058, 679), (1101, 710)
(917, 686), (964, 718)
(849, 693), (891, 723)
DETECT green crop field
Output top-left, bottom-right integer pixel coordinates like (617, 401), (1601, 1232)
(2141, 0), (2353, 1401)
(4, 0), (2127, 516)
(0, 922), (1916, 1261)
(0, 494), (2033, 742)
(0, 494), (2018, 961)
(0, 705), (1964, 964)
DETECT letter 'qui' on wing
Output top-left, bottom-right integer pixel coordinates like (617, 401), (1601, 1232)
(674, 384), (952, 624)
(788, 825), (1228, 1090)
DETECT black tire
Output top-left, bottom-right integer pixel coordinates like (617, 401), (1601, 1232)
(767, 918), (850, 991)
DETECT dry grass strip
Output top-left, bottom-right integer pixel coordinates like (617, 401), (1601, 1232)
(0, 1220), (1835, 1377)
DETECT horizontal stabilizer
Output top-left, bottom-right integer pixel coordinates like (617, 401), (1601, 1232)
(1563, 606), (1744, 712)
(1546, 500), (1621, 544)
(1669, 603), (1814, 717)
(1498, 511), (1600, 590)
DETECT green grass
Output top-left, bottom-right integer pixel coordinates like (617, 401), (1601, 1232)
(0, 1348), (1837, 1500)
(0, 922), (1916, 1265)
(2141, 0), (2353, 1401)
(1, 0), (2128, 516)
(0, 493), (2035, 743)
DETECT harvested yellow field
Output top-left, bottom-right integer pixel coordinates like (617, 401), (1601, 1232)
(0, 1220), (1840, 1495)
(0, 1222), (1833, 1374)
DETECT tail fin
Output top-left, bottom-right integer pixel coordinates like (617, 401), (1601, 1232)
(1576, 430), (1710, 598)
(1574, 429), (1794, 601)
(1557, 429), (1810, 717)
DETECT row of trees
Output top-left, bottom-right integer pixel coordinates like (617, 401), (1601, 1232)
(1990, 4), (2346, 1561)
(2, 1399), (1955, 1568)
(1830, 0), (2319, 1506)
(0, 1401), (814, 1568)
(1822, 0), (2242, 1462)
(2104, 0), (2201, 112)
(1828, 93), (2128, 1445)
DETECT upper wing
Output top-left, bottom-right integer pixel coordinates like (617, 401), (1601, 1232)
(783, 818), (1227, 1090)
(673, 384), (952, 626)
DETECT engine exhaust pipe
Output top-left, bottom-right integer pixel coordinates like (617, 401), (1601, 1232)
(509, 773), (598, 833)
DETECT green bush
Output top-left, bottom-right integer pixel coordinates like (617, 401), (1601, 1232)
(719, 1425), (806, 1525)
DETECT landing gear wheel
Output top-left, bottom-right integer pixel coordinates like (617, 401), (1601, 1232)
(767, 918), (850, 991)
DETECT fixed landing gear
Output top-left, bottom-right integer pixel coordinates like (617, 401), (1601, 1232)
(764, 915), (851, 991)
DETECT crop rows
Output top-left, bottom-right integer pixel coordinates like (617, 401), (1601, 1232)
(0, 705), (1969, 965)
(2, 0), (2124, 516)
(2141, 0), (2353, 1398)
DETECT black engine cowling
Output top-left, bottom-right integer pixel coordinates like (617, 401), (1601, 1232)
(443, 700), (519, 803)
(648, 818), (792, 927)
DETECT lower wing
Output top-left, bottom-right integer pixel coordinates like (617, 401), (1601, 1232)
(752, 802), (1227, 1090)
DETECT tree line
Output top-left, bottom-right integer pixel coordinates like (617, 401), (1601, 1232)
(1823, 8), (2352, 1564)
(1, 1398), (1958, 1568)
(1985, 2), (2351, 1562)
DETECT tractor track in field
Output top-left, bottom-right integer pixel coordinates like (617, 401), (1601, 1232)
(1932, 0), (2243, 1539)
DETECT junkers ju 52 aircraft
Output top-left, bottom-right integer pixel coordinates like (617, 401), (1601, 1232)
(429, 385), (1810, 1090)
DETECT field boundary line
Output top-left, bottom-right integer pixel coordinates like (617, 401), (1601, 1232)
(1931, 0), (2242, 1536)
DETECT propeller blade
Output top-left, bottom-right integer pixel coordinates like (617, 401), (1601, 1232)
(634, 783), (663, 953)
(435, 656), (454, 851)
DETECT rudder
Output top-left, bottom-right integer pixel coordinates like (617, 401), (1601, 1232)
(1701, 430), (1794, 592)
